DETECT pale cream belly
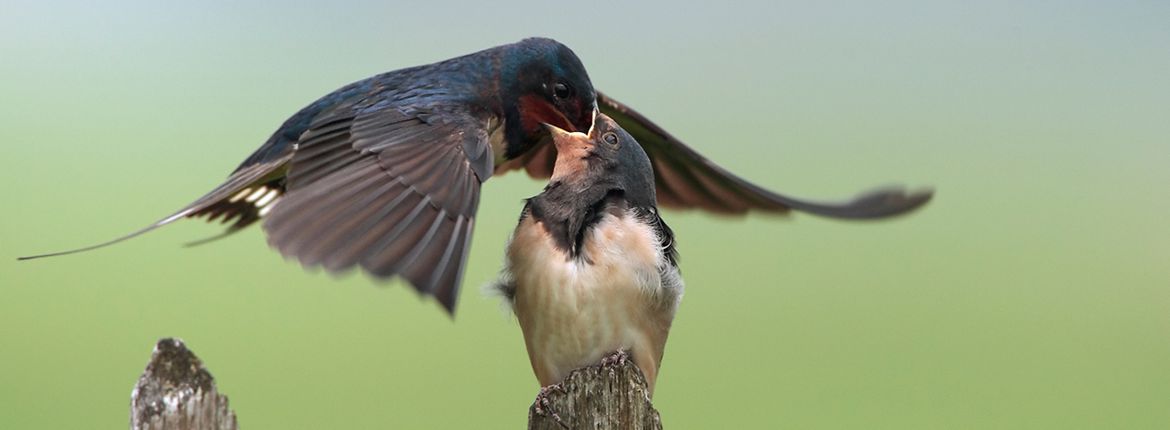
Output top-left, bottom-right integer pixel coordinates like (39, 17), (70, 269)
(506, 212), (678, 394)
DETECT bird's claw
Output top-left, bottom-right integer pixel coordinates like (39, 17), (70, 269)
(600, 349), (630, 367)
(533, 384), (568, 429)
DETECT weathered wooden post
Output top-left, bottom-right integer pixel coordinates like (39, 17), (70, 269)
(527, 358), (663, 429)
(130, 338), (237, 430)
(128, 339), (660, 429)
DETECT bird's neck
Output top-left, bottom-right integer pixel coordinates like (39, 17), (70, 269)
(526, 183), (624, 259)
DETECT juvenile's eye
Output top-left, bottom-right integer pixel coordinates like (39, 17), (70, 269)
(602, 132), (619, 148)
(553, 82), (572, 99)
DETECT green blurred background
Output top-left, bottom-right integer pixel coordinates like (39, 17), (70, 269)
(2, 1), (1167, 428)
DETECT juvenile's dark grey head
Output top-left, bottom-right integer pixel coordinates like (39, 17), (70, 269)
(528, 114), (664, 259)
(543, 113), (656, 209)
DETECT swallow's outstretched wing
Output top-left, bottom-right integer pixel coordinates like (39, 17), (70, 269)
(596, 93), (932, 218)
(262, 103), (489, 313)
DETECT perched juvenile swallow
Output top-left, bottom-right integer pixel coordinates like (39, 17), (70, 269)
(19, 37), (932, 313)
(496, 114), (680, 395)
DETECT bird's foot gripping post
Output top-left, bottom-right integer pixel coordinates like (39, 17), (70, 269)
(533, 384), (569, 428)
(599, 349), (630, 368)
(527, 350), (663, 430)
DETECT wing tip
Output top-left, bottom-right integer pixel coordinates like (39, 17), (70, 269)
(436, 293), (458, 317)
(837, 185), (935, 219)
(761, 184), (935, 220)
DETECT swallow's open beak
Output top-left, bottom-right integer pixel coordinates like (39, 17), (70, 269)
(585, 102), (599, 135)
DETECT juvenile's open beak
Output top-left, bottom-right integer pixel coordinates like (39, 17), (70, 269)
(544, 122), (595, 182)
(542, 122), (592, 153)
(541, 122), (572, 139)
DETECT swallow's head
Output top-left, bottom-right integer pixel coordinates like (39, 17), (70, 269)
(543, 113), (656, 208)
(501, 38), (597, 158)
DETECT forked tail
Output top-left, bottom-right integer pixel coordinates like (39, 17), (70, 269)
(18, 156), (290, 261)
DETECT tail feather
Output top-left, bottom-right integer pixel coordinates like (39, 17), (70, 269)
(17, 209), (198, 260)
(17, 156), (290, 261)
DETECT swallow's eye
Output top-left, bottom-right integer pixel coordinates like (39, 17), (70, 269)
(602, 132), (619, 148)
(553, 82), (572, 99)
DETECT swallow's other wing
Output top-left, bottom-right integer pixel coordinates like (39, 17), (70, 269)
(598, 92), (932, 218)
(261, 103), (492, 313)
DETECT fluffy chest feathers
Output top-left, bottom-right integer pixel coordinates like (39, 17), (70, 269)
(508, 210), (669, 297)
(500, 206), (682, 393)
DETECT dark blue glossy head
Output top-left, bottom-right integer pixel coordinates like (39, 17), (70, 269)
(500, 38), (597, 159)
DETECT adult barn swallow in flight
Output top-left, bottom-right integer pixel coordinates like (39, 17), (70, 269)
(496, 114), (681, 395)
(20, 38), (932, 313)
